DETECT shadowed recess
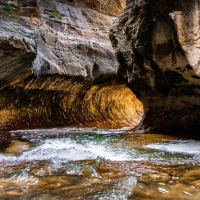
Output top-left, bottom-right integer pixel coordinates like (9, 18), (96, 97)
(0, 75), (144, 130)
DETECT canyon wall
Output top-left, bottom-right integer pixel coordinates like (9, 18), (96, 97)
(110, 0), (200, 133)
(0, 0), (144, 130)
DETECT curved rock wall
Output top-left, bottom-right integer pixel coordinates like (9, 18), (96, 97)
(0, 21), (36, 90)
(110, 0), (200, 134)
(0, 76), (143, 130)
(0, 0), (143, 131)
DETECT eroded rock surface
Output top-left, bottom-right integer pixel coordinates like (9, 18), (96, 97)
(0, 75), (143, 130)
(0, 0), (143, 130)
(110, 0), (200, 133)
(0, 21), (36, 89)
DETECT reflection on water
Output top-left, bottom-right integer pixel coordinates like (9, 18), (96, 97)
(0, 128), (200, 199)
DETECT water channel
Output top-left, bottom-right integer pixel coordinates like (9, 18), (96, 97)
(0, 127), (200, 199)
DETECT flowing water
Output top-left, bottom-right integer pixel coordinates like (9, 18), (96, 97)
(0, 128), (200, 199)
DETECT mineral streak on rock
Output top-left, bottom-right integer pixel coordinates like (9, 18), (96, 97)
(110, 0), (200, 133)
(0, 0), (144, 130)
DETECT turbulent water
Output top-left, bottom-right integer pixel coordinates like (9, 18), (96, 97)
(0, 128), (200, 199)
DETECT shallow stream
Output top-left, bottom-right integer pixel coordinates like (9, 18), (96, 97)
(1, 128), (200, 199)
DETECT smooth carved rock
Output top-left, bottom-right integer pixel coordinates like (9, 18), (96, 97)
(0, 21), (36, 89)
(0, 0), (143, 131)
(110, 0), (200, 134)
(0, 76), (143, 130)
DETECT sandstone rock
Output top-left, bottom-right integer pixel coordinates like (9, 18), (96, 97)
(14, 0), (121, 78)
(0, 0), (143, 130)
(57, 0), (126, 17)
(0, 76), (143, 130)
(180, 169), (200, 182)
(0, 20), (36, 89)
(1, 0), (122, 80)
(110, 0), (200, 134)
(5, 0), (38, 16)
(4, 140), (31, 155)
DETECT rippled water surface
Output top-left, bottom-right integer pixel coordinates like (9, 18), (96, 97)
(1, 127), (200, 199)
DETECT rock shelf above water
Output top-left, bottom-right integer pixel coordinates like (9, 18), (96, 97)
(0, 0), (144, 131)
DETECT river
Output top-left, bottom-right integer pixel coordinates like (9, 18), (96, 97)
(0, 127), (200, 199)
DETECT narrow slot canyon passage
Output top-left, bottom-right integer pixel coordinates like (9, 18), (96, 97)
(0, 76), (144, 131)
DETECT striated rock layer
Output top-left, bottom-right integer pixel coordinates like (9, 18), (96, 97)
(0, 0), (144, 130)
(110, 0), (200, 133)
(0, 75), (143, 130)
(0, 21), (36, 90)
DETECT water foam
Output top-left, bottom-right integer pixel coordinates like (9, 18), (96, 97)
(145, 140), (200, 157)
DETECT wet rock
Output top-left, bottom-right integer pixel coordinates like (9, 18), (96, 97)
(180, 169), (200, 182)
(131, 182), (157, 199)
(4, 140), (31, 155)
(110, 0), (200, 134)
(0, 131), (11, 150)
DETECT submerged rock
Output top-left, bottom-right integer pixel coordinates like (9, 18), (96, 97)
(110, 0), (200, 134)
(4, 140), (31, 156)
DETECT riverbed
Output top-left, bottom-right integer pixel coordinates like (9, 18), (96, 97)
(0, 127), (200, 199)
